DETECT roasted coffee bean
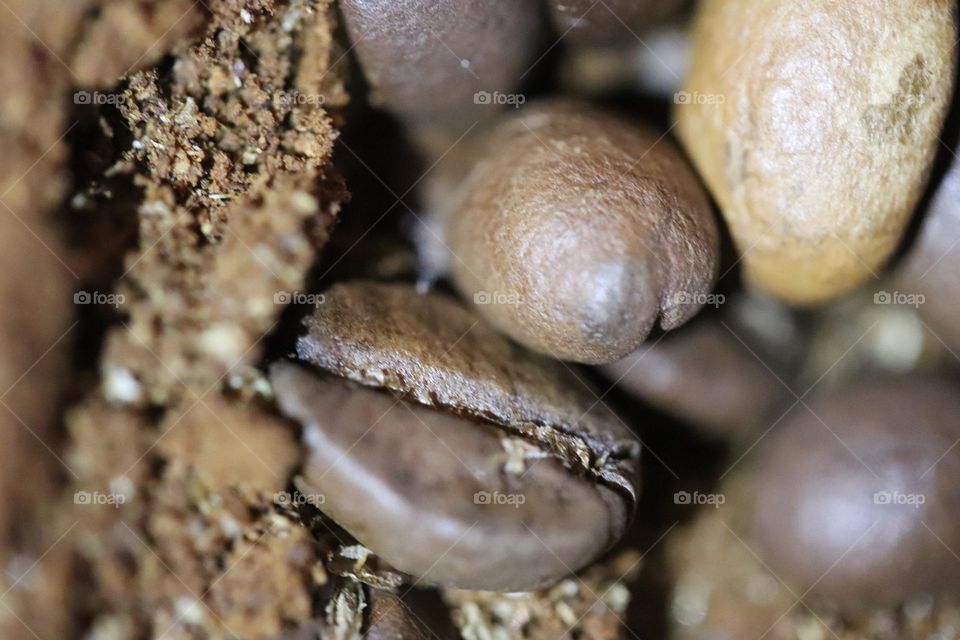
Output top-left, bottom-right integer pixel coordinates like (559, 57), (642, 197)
(444, 100), (720, 365)
(340, 0), (543, 138)
(602, 311), (794, 440)
(745, 376), (960, 612)
(676, 0), (956, 304)
(270, 281), (640, 591)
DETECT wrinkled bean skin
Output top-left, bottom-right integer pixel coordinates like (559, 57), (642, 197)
(271, 364), (630, 592)
(446, 101), (720, 365)
(340, 0), (543, 134)
(746, 377), (960, 612)
(676, 0), (956, 305)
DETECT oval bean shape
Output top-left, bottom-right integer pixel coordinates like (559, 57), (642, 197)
(340, 0), (543, 133)
(272, 364), (629, 592)
(445, 101), (720, 365)
(546, 0), (685, 45)
(602, 316), (792, 440)
(746, 377), (960, 612)
(676, 0), (956, 304)
(271, 282), (641, 591)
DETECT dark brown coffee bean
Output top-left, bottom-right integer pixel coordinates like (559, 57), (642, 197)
(271, 282), (640, 591)
(603, 316), (792, 440)
(340, 0), (543, 135)
(745, 376), (960, 612)
(444, 100), (720, 365)
(272, 364), (629, 592)
(295, 281), (640, 487)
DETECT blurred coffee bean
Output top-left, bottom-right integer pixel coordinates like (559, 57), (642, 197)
(747, 376), (960, 612)
(340, 0), (543, 144)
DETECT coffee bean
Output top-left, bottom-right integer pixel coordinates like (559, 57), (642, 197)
(602, 313), (794, 440)
(271, 281), (640, 591)
(745, 376), (960, 612)
(443, 100), (720, 365)
(340, 0), (543, 138)
(676, 0), (956, 304)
